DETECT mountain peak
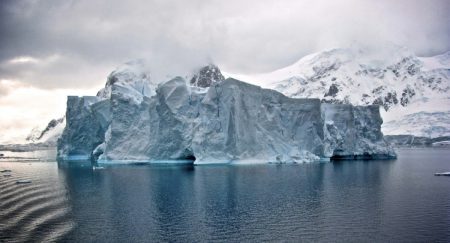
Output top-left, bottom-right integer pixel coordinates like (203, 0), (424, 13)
(190, 64), (225, 88)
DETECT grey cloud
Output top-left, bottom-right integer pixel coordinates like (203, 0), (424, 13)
(0, 79), (26, 96)
(0, 0), (449, 89)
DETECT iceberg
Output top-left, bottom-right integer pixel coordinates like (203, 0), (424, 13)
(57, 63), (396, 164)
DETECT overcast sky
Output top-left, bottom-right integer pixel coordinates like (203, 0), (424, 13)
(0, 0), (449, 143)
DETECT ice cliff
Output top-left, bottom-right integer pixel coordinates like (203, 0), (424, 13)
(57, 63), (396, 164)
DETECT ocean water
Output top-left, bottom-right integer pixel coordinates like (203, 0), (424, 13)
(1, 148), (449, 242)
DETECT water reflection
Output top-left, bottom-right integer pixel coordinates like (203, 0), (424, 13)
(55, 157), (441, 242)
(2, 149), (449, 242)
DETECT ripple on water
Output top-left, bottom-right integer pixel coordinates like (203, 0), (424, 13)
(0, 162), (74, 242)
(0, 187), (58, 209)
(0, 184), (46, 201)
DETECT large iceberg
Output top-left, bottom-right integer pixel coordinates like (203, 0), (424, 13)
(57, 63), (396, 164)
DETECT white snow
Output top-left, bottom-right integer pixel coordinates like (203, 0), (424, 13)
(25, 118), (65, 145)
(419, 51), (450, 71)
(382, 111), (450, 137)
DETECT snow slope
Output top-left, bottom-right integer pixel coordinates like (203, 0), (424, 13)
(25, 117), (65, 145)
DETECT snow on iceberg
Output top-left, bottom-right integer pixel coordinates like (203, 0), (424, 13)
(57, 63), (396, 164)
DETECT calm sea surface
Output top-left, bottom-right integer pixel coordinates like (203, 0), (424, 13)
(1, 148), (449, 242)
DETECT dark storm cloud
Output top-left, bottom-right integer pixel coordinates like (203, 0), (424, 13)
(0, 0), (449, 89)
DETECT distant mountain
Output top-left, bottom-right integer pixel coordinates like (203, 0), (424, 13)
(228, 45), (450, 137)
(385, 135), (450, 147)
(382, 111), (450, 138)
(25, 117), (65, 146)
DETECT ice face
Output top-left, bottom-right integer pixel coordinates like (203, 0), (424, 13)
(98, 77), (196, 162)
(57, 96), (108, 161)
(322, 104), (396, 159)
(191, 79), (326, 164)
(58, 74), (396, 164)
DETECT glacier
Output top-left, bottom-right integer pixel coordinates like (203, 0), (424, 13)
(57, 63), (396, 164)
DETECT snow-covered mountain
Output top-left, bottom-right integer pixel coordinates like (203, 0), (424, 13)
(227, 45), (450, 137)
(382, 111), (450, 138)
(25, 117), (65, 145)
